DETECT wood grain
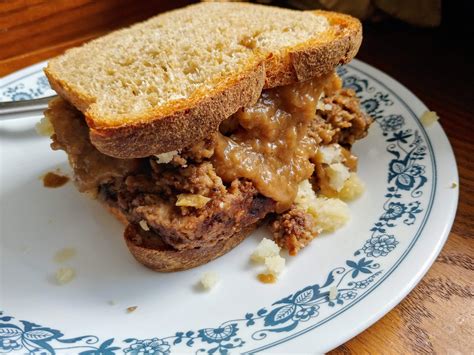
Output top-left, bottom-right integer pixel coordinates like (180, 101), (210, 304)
(0, 0), (194, 75)
(0, 2), (472, 353)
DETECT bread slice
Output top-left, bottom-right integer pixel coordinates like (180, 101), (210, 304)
(107, 204), (257, 272)
(124, 223), (257, 272)
(45, 3), (362, 158)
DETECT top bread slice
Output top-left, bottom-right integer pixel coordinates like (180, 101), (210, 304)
(45, 3), (362, 159)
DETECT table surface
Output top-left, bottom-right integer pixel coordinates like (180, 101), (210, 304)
(1, 2), (473, 353)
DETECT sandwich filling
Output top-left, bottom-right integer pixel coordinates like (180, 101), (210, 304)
(47, 71), (371, 255)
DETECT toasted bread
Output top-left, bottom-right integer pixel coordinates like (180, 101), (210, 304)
(106, 205), (257, 272)
(45, 3), (361, 158)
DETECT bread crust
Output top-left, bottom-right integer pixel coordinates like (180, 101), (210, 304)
(124, 223), (256, 272)
(106, 203), (257, 272)
(45, 10), (362, 159)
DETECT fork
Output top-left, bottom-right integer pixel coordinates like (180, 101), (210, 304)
(0, 95), (57, 121)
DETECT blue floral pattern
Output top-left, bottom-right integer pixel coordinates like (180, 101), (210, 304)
(1, 63), (433, 354)
(1, 75), (53, 101)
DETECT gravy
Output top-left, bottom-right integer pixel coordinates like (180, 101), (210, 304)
(213, 72), (341, 212)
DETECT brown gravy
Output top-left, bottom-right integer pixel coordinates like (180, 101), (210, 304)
(43, 172), (70, 188)
(257, 273), (277, 284)
(212, 72), (341, 212)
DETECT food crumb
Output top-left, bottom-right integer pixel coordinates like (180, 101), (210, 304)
(264, 255), (285, 276)
(251, 238), (281, 263)
(200, 271), (219, 290)
(43, 172), (69, 188)
(139, 220), (150, 231)
(154, 150), (178, 164)
(35, 116), (54, 136)
(55, 267), (75, 285)
(329, 286), (338, 300)
(53, 247), (76, 263)
(176, 193), (211, 208)
(451, 182), (457, 189)
(420, 110), (439, 126)
(257, 273), (277, 284)
(126, 306), (138, 313)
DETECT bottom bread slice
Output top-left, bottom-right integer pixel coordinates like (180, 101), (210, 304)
(105, 202), (258, 272)
(124, 222), (257, 272)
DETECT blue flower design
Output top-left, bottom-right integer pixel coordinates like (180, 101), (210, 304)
(36, 76), (50, 89)
(124, 338), (170, 355)
(381, 202), (406, 221)
(293, 307), (317, 322)
(0, 337), (22, 352)
(387, 131), (413, 144)
(11, 92), (33, 101)
(363, 234), (398, 257)
(380, 115), (404, 132)
(198, 324), (238, 344)
(346, 258), (374, 278)
(361, 98), (379, 114)
(388, 160), (425, 191)
(340, 291), (357, 300)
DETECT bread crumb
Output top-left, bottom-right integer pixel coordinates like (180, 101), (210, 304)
(251, 238), (281, 263)
(339, 173), (365, 201)
(295, 180), (350, 232)
(329, 286), (338, 300)
(326, 163), (350, 192)
(200, 271), (219, 290)
(308, 197), (350, 233)
(55, 267), (75, 285)
(35, 116), (54, 136)
(451, 182), (457, 189)
(316, 144), (343, 164)
(219, 202), (224, 208)
(139, 220), (150, 231)
(176, 193), (210, 208)
(53, 247), (76, 263)
(420, 110), (439, 126)
(154, 150), (178, 164)
(264, 255), (285, 276)
(126, 306), (137, 313)
(316, 92), (325, 111)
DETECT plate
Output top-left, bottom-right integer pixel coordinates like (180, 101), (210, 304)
(0, 59), (458, 354)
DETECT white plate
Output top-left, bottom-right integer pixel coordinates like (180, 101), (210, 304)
(0, 60), (458, 354)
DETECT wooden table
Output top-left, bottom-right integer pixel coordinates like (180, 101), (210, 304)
(1, 1), (473, 353)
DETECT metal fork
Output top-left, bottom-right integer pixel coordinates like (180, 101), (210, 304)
(0, 95), (57, 121)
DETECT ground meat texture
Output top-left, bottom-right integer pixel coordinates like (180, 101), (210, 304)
(149, 161), (226, 198)
(271, 207), (317, 256)
(318, 88), (372, 146)
(180, 136), (216, 163)
(116, 178), (274, 251)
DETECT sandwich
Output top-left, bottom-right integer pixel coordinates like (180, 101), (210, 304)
(43, 2), (372, 271)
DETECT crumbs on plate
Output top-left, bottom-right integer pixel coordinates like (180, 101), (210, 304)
(53, 247), (76, 263)
(126, 306), (138, 313)
(55, 267), (75, 285)
(420, 110), (439, 126)
(200, 271), (220, 290)
(251, 238), (286, 283)
(42, 171), (70, 188)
